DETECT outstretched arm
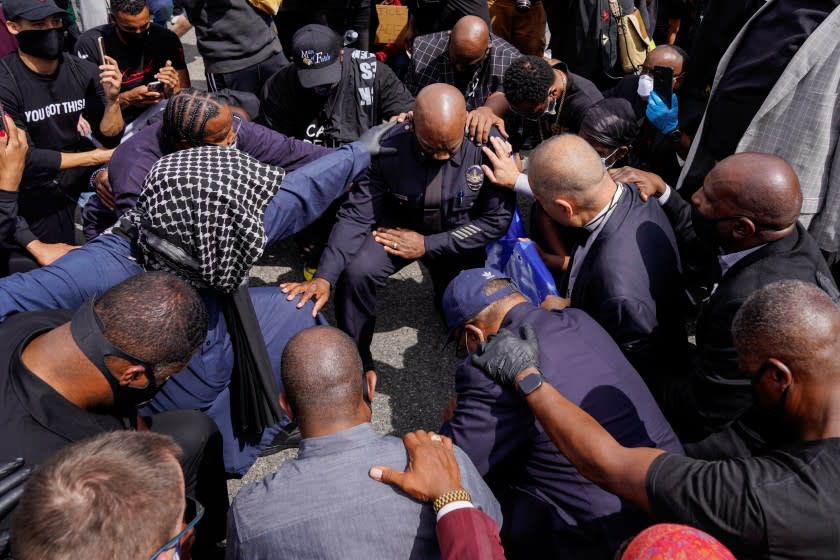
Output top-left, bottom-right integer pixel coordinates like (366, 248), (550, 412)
(472, 326), (664, 513)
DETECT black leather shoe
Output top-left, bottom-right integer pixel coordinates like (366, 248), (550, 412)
(259, 424), (302, 457)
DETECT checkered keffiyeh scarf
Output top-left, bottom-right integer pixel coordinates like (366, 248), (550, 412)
(125, 146), (285, 293)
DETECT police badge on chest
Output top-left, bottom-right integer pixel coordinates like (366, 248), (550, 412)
(465, 165), (484, 192)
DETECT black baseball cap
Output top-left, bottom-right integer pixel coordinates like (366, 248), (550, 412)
(3, 0), (66, 21)
(291, 24), (342, 89)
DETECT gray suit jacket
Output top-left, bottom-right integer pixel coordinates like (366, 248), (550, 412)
(678, 2), (840, 253)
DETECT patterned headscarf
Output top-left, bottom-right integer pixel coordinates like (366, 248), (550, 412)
(125, 145), (285, 293)
(621, 524), (736, 560)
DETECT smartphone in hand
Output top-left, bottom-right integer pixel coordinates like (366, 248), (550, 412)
(147, 81), (164, 93)
(97, 36), (107, 64)
(652, 65), (674, 109)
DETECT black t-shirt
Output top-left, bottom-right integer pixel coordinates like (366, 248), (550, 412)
(0, 52), (115, 189)
(647, 440), (840, 559)
(74, 23), (186, 123)
(702, 0), (838, 160)
(501, 62), (603, 151)
(0, 309), (127, 528)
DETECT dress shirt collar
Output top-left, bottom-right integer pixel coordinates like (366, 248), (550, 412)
(584, 183), (624, 232)
(718, 244), (767, 276)
(298, 422), (378, 459)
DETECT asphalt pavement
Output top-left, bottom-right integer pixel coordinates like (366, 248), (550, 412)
(176, 30), (462, 497)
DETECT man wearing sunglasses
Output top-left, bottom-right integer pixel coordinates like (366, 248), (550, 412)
(74, 0), (190, 128)
(611, 153), (839, 460)
(11, 431), (205, 560)
(0, 273), (228, 558)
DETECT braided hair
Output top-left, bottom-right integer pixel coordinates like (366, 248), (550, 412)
(161, 89), (223, 153)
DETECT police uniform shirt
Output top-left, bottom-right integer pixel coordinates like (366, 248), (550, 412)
(316, 126), (516, 285)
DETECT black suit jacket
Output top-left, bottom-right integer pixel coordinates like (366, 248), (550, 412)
(562, 184), (689, 384)
(659, 193), (839, 449)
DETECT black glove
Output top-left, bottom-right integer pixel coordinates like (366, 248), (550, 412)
(358, 122), (399, 157)
(471, 324), (541, 387)
(0, 458), (31, 560)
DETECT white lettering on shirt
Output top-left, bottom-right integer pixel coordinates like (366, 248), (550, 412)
(24, 99), (86, 123)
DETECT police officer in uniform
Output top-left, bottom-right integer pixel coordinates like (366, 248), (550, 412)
(282, 84), (516, 374)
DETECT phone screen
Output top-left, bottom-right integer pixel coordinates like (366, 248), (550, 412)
(652, 65), (674, 109)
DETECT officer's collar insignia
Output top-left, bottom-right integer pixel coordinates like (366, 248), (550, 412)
(465, 165), (484, 191)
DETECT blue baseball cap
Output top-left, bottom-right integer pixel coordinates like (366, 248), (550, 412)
(442, 268), (515, 342)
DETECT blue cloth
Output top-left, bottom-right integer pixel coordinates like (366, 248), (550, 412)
(227, 423), (502, 559)
(441, 302), (684, 557)
(0, 143), (371, 474)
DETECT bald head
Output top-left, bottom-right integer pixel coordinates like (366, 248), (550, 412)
(646, 45), (685, 73)
(281, 326), (366, 421)
(414, 84), (467, 159)
(449, 16), (490, 72)
(529, 134), (609, 209)
(705, 153), (802, 229)
(733, 280), (840, 377)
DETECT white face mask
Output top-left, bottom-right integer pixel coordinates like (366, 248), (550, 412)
(637, 74), (654, 98)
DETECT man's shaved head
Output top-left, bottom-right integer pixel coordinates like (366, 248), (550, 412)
(449, 16), (490, 73)
(281, 326), (366, 422)
(529, 134), (608, 209)
(733, 280), (839, 378)
(414, 84), (467, 160)
(702, 153), (802, 229)
(646, 45), (686, 74)
(451, 16), (490, 58)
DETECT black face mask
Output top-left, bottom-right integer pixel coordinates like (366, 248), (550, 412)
(16, 28), (64, 60)
(70, 298), (161, 411)
(690, 205), (727, 249)
(311, 83), (337, 97)
(118, 27), (148, 48)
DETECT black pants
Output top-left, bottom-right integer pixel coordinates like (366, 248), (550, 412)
(206, 51), (289, 97)
(144, 410), (229, 559)
(0, 201), (77, 277)
(334, 234), (484, 371)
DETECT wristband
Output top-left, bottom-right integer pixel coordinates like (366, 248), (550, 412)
(433, 489), (472, 514)
(89, 166), (107, 190)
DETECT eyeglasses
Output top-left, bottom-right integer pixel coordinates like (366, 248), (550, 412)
(230, 114), (243, 145)
(149, 497), (205, 560)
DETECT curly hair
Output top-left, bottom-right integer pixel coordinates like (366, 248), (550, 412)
(110, 0), (148, 16)
(503, 55), (555, 107)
